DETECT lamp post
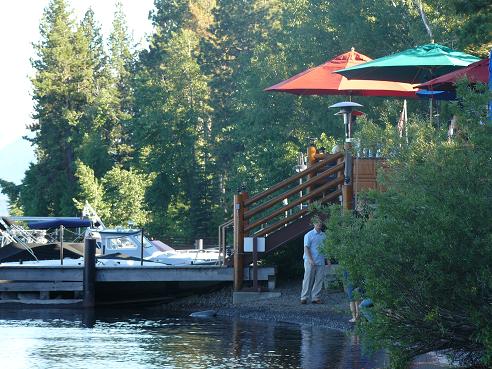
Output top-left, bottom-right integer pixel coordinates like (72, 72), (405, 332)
(329, 102), (364, 211)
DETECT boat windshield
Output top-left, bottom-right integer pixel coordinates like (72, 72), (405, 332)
(106, 236), (135, 250)
(99, 230), (157, 257)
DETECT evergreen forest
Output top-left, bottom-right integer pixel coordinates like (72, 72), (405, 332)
(0, 0), (490, 247)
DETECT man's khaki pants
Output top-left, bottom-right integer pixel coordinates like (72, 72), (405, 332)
(301, 260), (325, 301)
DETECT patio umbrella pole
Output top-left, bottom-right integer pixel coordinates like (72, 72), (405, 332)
(404, 100), (408, 144)
(489, 50), (491, 124)
(429, 98), (433, 125)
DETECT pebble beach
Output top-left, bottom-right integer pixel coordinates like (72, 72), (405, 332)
(163, 279), (353, 331)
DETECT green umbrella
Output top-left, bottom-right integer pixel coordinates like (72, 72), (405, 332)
(335, 43), (480, 84)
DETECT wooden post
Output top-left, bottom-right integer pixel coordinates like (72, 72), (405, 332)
(140, 228), (144, 266)
(83, 237), (97, 308)
(233, 193), (245, 291)
(252, 237), (258, 291)
(221, 224), (226, 266)
(82, 309), (96, 328)
(59, 225), (64, 266)
(343, 142), (354, 211)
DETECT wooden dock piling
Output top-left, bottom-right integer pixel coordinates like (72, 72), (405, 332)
(83, 238), (96, 308)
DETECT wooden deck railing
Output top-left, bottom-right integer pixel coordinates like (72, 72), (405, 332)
(243, 152), (343, 207)
(218, 218), (233, 266)
(218, 156), (382, 268)
(231, 152), (345, 289)
(222, 149), (387, 290)
(241, 151), (343, 235)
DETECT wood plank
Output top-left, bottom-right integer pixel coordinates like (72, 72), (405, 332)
(244, 177), (344, 232)
(0, 299), (82, 306)
(353, 158), (384, 193)
(0, 282), (83, 292)
(96, 266), (275, 282)
(0, 266), (274, 283)
(0, 266), (83, 281)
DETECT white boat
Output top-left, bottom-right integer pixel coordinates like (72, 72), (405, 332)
(0, 206), (225, 306)
(88, 228), (221, 266)
(0, 204), (222, 266)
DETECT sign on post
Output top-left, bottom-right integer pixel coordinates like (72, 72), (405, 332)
(244, 237), (265, 252)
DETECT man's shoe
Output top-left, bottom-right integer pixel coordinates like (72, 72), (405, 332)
(349, 318), (357, 323)
(312, 300), (322, 304)
(300, 299), (307, 304)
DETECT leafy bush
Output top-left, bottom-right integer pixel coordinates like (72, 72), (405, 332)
(322, 83), (492, 368)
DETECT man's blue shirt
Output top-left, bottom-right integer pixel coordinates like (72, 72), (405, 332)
(303, 228), (326, 266)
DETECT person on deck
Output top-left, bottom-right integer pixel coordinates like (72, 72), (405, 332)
(301, 219), (328, 304)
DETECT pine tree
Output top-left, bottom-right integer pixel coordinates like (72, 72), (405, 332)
(26, 0), (86, 215)
(25, 0), (114, 215)
(107, 2), (135, 166)
(0, 180), (22, 215)
(201, 0), (272, 213)
(76, 8), (114, 177)
(449, 0), (492, 56)
(132, 0), (215, 240)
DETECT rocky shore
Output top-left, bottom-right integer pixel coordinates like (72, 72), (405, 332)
(162, 280), (453, 368)
(163, 279), (353, 331)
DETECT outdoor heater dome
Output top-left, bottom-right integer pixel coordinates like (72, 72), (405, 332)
(329, 101), (363, 142)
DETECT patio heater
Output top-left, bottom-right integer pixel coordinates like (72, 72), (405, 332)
(329, 101), (364, 211)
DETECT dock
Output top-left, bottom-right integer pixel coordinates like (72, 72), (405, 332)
(0, 265), (276, 307)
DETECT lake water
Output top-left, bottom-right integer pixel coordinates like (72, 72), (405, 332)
(0, 308), (388, 369)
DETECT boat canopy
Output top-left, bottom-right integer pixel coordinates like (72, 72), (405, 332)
(28, 218), (92, 229)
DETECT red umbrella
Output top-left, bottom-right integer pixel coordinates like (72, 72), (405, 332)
(265, 48), (418, 98)
(417, 58), (489, 91)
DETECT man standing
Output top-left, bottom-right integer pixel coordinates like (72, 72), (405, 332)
(301, 219), (327, 304)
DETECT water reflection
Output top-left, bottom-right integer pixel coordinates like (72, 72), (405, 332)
(338, 335), (389, 369)
(0, 309), (387, 369)
(301, 324), (344, 368)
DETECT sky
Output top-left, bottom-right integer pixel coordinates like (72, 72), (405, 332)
(0, 0), (154, 215)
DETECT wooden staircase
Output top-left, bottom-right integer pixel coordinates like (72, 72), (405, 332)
(262, 214), (314, 260)
(217, 147), (381, 290)
(219, 152), (344, 266)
